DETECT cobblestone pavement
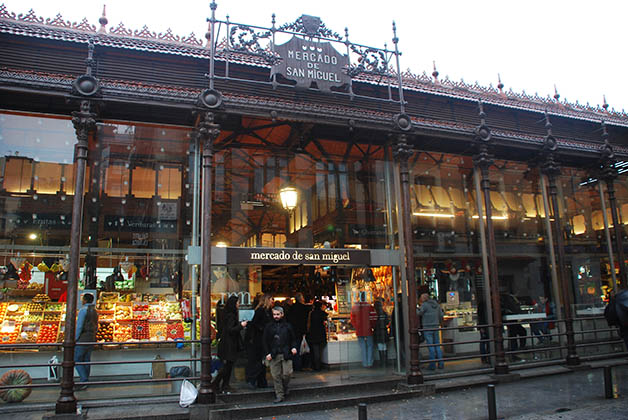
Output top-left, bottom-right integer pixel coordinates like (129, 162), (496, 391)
(262, 365), (628, 420)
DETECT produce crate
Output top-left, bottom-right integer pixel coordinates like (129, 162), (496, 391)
(37, 321), (60, 344)
(16, 321), (40, 343)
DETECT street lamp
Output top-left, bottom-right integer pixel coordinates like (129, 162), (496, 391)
(279, 186), (298, 211)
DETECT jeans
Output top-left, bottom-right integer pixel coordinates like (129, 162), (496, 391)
(423, 330), (443, 369)
(357, 335), (374, 367)
(74, 344), (93, 383)
(530, 321), (549, 344)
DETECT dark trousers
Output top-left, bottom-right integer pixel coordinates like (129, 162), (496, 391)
(508, 324), (527, 352)
(245, 346), (267, 386)
(213, 360), (234, 391)
(310, 342), (325, 371)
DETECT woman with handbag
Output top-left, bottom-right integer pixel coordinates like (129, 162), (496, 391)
(373, 298), (390, 368)
(213, 295), (248, 393)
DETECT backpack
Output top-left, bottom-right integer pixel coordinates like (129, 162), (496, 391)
(604, 297), (620, 327)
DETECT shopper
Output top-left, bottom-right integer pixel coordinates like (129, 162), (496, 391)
(287, 292), (311, 370)
(373, 298), (390, 368)
(75, 292), (98, 390)
(245, 293), (273, 389)
(213, 295), (248, 393)
(350, 292), (376, 368)
(501, 293), (527, 358)
(306, 300), (328, 371)
(390, 293), (405, 368)
(417, 292), (444, 370)
(530, 296), (551, 345)
(263, 306), (298, 403)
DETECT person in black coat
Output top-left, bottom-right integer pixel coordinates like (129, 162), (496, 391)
(213, 295), (248, 393)
(287, 292), (311, 370)
(373, 298), (390, 368)
(245, 293), (273, 389)
(306, 300), (328, 371)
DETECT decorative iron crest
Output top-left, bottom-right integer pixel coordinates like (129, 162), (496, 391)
(277, 14), (342, 40)
(347, 46), (389, 77)
(228, 25), (277, 64)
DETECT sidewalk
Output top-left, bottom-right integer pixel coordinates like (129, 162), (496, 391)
(259, 362), (628, 420)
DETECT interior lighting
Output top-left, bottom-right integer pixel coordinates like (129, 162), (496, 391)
(28, 233), (38, 240)
(216, 241), (228, 248)
(412, 212), (455, 218)
(472, 215), (508, 220)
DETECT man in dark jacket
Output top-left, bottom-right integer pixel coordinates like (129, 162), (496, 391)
(75, 293), (98, 389)
(263, 306), (298, 403)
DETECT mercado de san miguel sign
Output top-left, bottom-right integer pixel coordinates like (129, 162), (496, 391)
(228, 247), (370, 266)
(272, 35), (350, 92)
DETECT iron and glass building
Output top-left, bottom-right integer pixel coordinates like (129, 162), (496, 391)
(0, 2), (627, 413)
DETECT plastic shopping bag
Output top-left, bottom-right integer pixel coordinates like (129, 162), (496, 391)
(179, 379), (198, 408)
(299, 335), (310, 355)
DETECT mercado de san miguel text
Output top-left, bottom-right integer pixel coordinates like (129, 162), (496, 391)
(0, 1), (627, 414)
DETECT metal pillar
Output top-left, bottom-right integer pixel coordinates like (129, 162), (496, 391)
(540, 114), (579, 366)
(393, 134), (423, 384)
(55, 99), (95, 414)
(196, 111), (220, 404)
(599, 121), (627, 289)
(473, 102), (508, 375)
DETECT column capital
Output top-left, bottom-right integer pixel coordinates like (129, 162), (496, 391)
(392, 133), (412, 163)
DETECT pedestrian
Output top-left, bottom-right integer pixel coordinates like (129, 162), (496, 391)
(263, 306), (298, 403)
(306, 300), (328, 371)
(390, 293), (405, 368)
(501, 293), (527, 358)
(530, 296), (551, 345)
(373, 298), (390, 368)
(287, 292), (311, 370)
(213, 295), (248, 393)
(417, 292), (444, 370)
(350, 291), (376, 368)
(245, 293), (273, 389)
(75, 292), (98, 390)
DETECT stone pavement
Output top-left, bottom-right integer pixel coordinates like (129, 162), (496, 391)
(259, 363), (628, 420)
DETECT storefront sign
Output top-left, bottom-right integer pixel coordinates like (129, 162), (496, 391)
(104, 215), (177, 233)
(9, 213), (72, 229)
(227, 247), (370, 266)
(272, 36), (350, 92)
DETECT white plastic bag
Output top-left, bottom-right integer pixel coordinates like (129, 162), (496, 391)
(179, 379), (198, 408)
(299, 335), (310, 355)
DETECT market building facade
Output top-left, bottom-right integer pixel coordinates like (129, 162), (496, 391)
(0, 2), (627, 414)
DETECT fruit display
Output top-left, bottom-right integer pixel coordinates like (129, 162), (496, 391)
(113, 322), (133, 342)
(97, 301), (115, 311)
(96, 322), (114, 342)
(57, 325), (65, 342)
(0, 331), (18, 344)
(97, 310), (115, 322)
(0, 303), (8, 322)
(166, 303), (182, 320)
(148, 304), (167, 321)
(22, 302), (44, 312)
(149, 322), (167, 340)
(114, 305), (132, 320)
(45, 303), (64, 312)
(22, 313), (42, 322)
(31, 294), (50, 303)
(167, 321), (184, 340)
(37, 323), (59, 343)
(43, 312), (62, 321)
(16, 323), (38, 343)
(132, 320), (149, 340)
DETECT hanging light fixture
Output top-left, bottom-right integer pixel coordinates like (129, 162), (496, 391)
(279, 186), (298, 211)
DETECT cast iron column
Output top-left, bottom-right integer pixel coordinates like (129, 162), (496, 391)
(473, 103), (508, 375)
(599, 123), (628, 289)
(393, 133), (423, 384)
(56, 100), (95, 414)
(197, 111), (220, 404)
(541, 115), (579, 365)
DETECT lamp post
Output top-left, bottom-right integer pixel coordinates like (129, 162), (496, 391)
(279, 186), (298, 211)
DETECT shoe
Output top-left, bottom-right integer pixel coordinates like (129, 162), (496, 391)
(221, 385), (236, 394)
(74, 384), (88, 391)
(273, 397), (284, 403)
(246, 382), (257, 390)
